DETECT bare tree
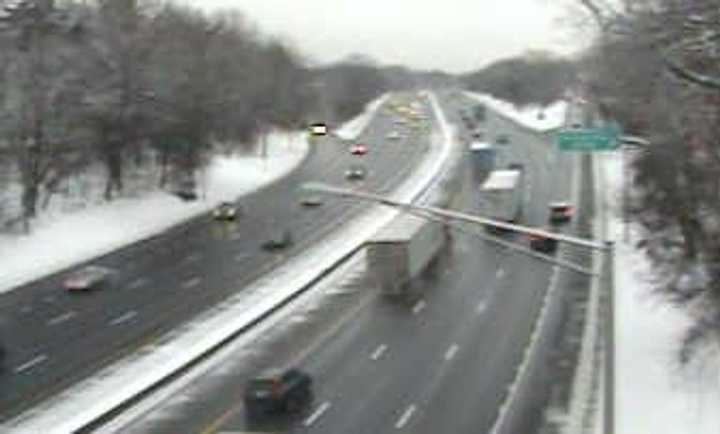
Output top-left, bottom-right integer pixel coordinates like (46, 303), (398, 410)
(0, 0), (90, 229)
(576, 0), (720, 364)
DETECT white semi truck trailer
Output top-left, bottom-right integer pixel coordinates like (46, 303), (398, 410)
(478, 168), (525, 223)
(366, 214), (448, 295)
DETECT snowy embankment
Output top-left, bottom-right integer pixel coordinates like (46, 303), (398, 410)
(463, 91), (568, 131)
(0, 132), (309, 294)
(334, 93), (391, 140)
(600, 152), (720, 434)
(3, 91), (447, 434)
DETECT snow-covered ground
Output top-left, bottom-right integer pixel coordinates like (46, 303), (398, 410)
(463, 91), (568, 131)
(334, 93), (391, 140)
(0, 132), (309, 294)
(601, 152), (720, 434)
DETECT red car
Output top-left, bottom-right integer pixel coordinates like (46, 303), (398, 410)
(548, 202), (573, 224)
(350, 143), (368, 155)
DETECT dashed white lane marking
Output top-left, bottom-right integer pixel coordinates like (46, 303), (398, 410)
(445, 343), (459, 361)
(395, 404), (417, 429)
(476, 300), (488, 314)
(412, 300), (427, 315)
(109, 310), (137, 326)
(182, 277), (202, 289)
(303, 401), (331, 427)
(496, 268), (505, 279)
(234, 252), (250, 262)
(128, 277), (148, 289)
(47, 311), (77, 326)
(370, 344), (388, 361)
(14, 354), (48, 374)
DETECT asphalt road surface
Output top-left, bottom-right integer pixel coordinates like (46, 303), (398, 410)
(0, 92), (436, 420)
(96, 91), (588, 434)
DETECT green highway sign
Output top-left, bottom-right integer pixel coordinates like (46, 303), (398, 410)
(556, 128), (620, 151)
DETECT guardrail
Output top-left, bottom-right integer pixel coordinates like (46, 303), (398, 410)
(561, 154), (612, 434)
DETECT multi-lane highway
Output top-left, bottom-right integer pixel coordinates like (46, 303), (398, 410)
(93, 91), (588, 434)
(0, 92), (437, 420)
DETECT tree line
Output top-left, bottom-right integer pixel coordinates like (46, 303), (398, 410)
(576, 0), (720, 366)
(461, 51), (579, 107)
(0, 0), (389, 230)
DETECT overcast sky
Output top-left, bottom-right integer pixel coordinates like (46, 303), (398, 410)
(186, 0), (587, 73)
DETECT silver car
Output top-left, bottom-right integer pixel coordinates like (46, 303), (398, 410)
(63, 266), (115, 292)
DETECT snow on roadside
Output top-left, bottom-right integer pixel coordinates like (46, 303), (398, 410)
(463, 91), (568, 132)
(0, 131), (308, 294)
(334, 93), (391, 140)
(601, 151), (720, 434)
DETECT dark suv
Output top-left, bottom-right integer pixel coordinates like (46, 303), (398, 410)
(244, 368), (313, 419)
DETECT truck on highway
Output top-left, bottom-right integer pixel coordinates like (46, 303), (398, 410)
(366, 215), (448, 296)
(478, 168), (525, 225)
(468, 141), (496, 183)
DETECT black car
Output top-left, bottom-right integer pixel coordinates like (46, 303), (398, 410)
(345, 165), (367, 180)
(174, 189), (198, 201)
(261, 229), (294, 251)
(529, 233), (558, 254)
(244, 368), (313, 419)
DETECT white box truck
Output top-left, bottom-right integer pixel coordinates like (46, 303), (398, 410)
(478, 168), (524, 224)
(366, 214), (447, 295)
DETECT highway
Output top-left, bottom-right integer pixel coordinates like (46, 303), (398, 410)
(0, 92), (436, 420)
(96, 91), (589, 434)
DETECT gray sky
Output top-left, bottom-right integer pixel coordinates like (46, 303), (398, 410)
(187, 0), (586, 73)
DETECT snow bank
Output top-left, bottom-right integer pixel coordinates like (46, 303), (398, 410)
(463, 91), (568, 132)
(0, 132), (309, 294)
(601, 152), (720, 434)
(334, 93), (391, 140)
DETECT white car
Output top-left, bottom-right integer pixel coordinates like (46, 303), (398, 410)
(387, 131), (402, 140)
(213, 202), (239, 220)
